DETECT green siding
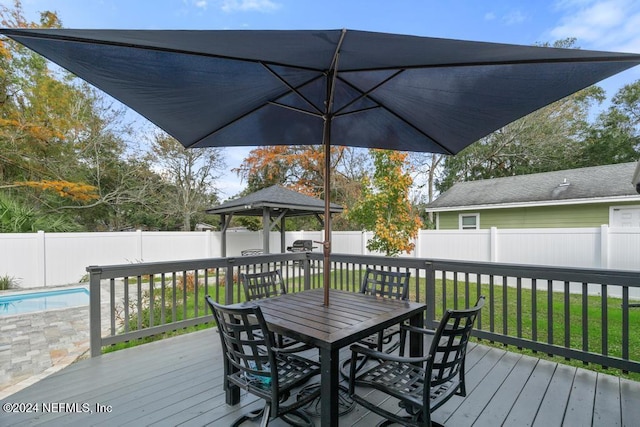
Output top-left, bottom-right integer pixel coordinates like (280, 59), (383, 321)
(435, 201), (638, 229)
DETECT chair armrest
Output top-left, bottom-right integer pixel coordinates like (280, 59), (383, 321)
(400, 324), (435, 336)
(349, 344), (430, 364)
(271, 343), (314, 354)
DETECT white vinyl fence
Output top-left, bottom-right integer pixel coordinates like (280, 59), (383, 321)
(1, 226), (638, 289)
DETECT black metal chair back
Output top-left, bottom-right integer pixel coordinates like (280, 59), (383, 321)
(349, 296), (485, 427)
(241, 269), (286, 301)
(360, 267), (410, 300)
(240, 269), (304, 350)
(427, 297), (484, 400)
(340, 268), (412, 378)
(205, 296), (320, 426)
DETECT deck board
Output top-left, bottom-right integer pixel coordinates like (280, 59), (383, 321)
(474, 354), (538, 426)
(1, 329), (638, 427)
(503, 358), (556, 426)
(593, 374), (621, 427)
(564, 368), (598, 426)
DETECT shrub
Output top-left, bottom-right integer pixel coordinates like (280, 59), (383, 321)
(0, 274), (19, 291)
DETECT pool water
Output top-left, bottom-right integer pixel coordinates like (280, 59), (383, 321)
(0, 288), (89, 316)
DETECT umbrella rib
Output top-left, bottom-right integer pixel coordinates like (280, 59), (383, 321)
(332, 71), (455, 154)
(262, 63), (324, 116)
(333, 69), (405, 116)
(337, 54), (640, 73)
(267, 101), (322, 118)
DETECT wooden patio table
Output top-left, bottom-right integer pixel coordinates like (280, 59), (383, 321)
(226, 288), (427, 427)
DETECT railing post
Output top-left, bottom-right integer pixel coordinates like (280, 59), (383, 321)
(225, 258), (235, 305)
(87, 266), (103, 357)
(303, 253), (311, 290)
(425, 261), (436, 327)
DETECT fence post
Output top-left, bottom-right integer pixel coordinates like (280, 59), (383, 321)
(87, 266), (103, 357)
(205, 230), (212, 258)
(361, 231), (367, 255)
(490, 227), (498, 262)
(36, 230), (46, 287)
(600, 224), (609, 268)
(136, 229), (143, 262)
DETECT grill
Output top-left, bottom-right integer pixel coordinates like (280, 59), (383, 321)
(286, 240), (316, 252)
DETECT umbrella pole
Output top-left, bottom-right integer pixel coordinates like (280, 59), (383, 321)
(322, 29), (345, 306)
(323, 119), (331, 306)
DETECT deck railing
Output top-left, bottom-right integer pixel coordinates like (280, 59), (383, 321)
(87, 252), (640, 374)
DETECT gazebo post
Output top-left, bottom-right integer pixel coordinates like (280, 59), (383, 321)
(262, 207), (270, 254)
(280, 216), (286, 253)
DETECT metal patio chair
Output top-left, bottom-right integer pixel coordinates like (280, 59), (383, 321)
(340, 268), (411, 376)
(348, 296), (485, 427)
(205, 296), (321, 427)
(240, 269), (305, 350)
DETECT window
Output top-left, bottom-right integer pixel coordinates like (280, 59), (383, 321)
(459, 214), (479, 230)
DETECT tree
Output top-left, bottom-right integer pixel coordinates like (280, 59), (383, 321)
(347, 150), (422, 256)
(579, 81), (640, 166)
(409, 152), (444, 227)
(148, 133), (224, 231)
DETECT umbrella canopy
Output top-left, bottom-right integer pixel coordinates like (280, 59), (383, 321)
(3, 28), (639, 305)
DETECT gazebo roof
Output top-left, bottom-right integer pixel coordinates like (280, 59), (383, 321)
(206, 185), (343, 217)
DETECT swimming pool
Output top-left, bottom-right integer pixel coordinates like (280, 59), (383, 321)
(0, 288), (89, 316)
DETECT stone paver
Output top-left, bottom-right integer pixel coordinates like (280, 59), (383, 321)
(0, 305), (91, 400)
(0, 284), (119, 400)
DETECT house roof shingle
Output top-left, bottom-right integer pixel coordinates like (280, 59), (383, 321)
(427, 162), (640, 211)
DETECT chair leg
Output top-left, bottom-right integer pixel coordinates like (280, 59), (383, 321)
(339, 353), (368, 379)
(231, 403), (268, 427)
(280, 410), (315, 427)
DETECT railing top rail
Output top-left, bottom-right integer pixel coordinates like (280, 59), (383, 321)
(87, 251), (639, 287)
(427, 259), (640, 286)
(86, 252), (307, 279)
(317, 253), (640, 287)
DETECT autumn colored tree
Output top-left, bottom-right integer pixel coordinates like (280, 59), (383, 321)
(347, 150), (422, 256)
(0, 2), (181, 231)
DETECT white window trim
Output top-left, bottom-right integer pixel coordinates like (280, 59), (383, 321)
(459, 213), (480, 230)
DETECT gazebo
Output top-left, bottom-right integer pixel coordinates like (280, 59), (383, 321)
(206, 185), (343, 256)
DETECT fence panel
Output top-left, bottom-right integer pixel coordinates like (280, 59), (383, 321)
(497, 228), (601, 267)
(1, 227), (639, 289)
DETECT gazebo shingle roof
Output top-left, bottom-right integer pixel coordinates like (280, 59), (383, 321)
(206, 185), (342, 217)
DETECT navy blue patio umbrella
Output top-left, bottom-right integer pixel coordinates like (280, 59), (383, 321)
(2, 28), (639, 304)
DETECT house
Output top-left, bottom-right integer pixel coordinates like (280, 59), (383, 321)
(426, 162), (640, 229)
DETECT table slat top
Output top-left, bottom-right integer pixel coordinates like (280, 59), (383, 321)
(244, 288), (426, 349)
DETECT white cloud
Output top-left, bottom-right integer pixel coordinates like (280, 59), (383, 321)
(195, 0), (208, 10)
(484, 12), (496, 21)
(220, 0), (282, 13)
(503, 10), (526, 25)
(550, 0), (640, 52)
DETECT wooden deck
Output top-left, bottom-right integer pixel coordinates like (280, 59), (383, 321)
(1, 328), (639, 426)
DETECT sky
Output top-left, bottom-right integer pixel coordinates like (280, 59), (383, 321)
(4, 0), (640, 199)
